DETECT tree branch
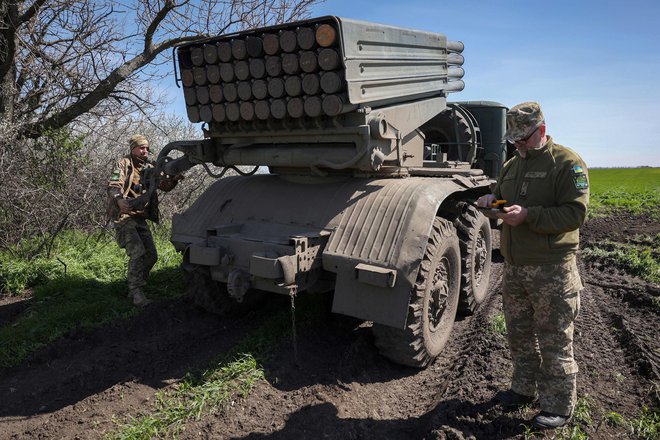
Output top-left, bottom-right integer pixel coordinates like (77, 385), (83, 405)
(18, 0), (49, 25)
(4, 0), (322, 138)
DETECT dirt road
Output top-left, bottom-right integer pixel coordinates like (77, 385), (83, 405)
(1, 213), (658, 439)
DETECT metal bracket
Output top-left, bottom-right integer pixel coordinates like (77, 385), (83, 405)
(355, 263), (397, 288)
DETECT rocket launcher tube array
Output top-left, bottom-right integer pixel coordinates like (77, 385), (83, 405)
(177, 17), (465, 125)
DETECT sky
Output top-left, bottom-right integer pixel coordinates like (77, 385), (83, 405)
(166, 0), (660, 168)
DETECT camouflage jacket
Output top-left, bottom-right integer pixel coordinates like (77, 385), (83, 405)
(494, 136), (589, 265)
(107, 156), (160, 224)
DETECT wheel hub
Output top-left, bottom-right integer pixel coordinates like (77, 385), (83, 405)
(474, 230), (487, 287)
(428, 256), (450, 331)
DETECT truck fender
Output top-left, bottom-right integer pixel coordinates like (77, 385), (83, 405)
(323, 177), (470, 329)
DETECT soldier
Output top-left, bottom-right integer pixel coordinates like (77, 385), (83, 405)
(107, 134), (182, 307)
(477, 102), (589, 429)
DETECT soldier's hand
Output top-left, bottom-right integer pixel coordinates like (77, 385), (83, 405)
(116, 198), (132, 214)
(476, 194), (497, 208)
(499, 204), (528, 226)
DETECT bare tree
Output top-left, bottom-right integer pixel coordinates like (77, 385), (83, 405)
(0, 0), (321, 139)
(0, 0), (321, 254)
(0, 111), (222, 255)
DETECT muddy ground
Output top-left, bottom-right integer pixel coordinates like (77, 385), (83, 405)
(0, 213), (658, 439)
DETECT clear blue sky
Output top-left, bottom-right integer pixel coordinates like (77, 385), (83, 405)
(166, 0), (660, 168)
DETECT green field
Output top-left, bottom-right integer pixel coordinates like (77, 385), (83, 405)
(588, 167), (660, 217)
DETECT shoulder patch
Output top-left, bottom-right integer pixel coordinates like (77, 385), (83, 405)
(572, 165), (588, 190)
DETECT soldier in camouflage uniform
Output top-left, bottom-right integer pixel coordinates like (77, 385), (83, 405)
(477, 102), (589, 429)
(108, 135), (181, 307)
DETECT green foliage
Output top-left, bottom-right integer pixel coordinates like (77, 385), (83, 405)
(589, 168), (660, 193)
(556, 425), (588, 440)
(573, 395), (594, 425)
(603, 411), (626, 427)
(0, 230), (127, 295)
(581, 234), (660, 283)
(490, 312), (507, 336)
(0, 227), (182, 369)
(521, 423), (543, 439)
(629, 406), (660, 440)
(30, 128), (88, 190)
(588, 168), (660, 218)
(0, 254), (62, 294)
(652, 296), (660, 310)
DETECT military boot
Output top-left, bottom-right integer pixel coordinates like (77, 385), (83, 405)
(532, 411), (571, 429)
(129, 289), (152, 307)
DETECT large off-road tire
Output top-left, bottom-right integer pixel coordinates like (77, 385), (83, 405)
(455, 206), (492, 315)
(372, 217), (461, 367)
(420, 105), (474, 162)
(187, 267), (264, 316)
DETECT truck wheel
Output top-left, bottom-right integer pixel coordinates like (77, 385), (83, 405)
(420, 105), (473, 162)
(455, 206), (492, 315)
(187, 267), (263, 316)
(372, 217), (460, 367)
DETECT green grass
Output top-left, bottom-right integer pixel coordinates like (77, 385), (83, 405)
(573, 395), (595, 425)
(603, 411), (626, 427)
(581, 234), (660, 283)
(111, 353), (264, 440)
(0, 225), (183, 369)
(558, 399), (660, 439)
(588, 167), (660, 217)
(557, 425), (588, 440)
(521, 423), (543, 439)
(490, 312), (507, 336)
(629, 406), (660, 440)
(110, 294), (327, 439)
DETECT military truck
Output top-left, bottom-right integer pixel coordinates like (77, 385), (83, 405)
(149, 16), (509, 367)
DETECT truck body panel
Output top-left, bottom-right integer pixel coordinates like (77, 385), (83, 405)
(172, 172), (487, 328)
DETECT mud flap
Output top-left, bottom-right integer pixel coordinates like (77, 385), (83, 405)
(323, 177), (469, 329)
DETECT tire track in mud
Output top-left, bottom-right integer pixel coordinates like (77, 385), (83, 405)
(573, 269), (659, 425)
(616, 315), (660, 382)
(188, 255), (509, 440)
(426, 264), (505, 402)
(419, 258), (522, 440)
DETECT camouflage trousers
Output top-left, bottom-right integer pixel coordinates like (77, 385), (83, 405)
(502, 257), (582, 416)
(115, 217), (157, 295)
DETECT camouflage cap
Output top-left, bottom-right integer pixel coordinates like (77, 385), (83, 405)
(505, 101), (545, 142)
(128, 134), (148, 150)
